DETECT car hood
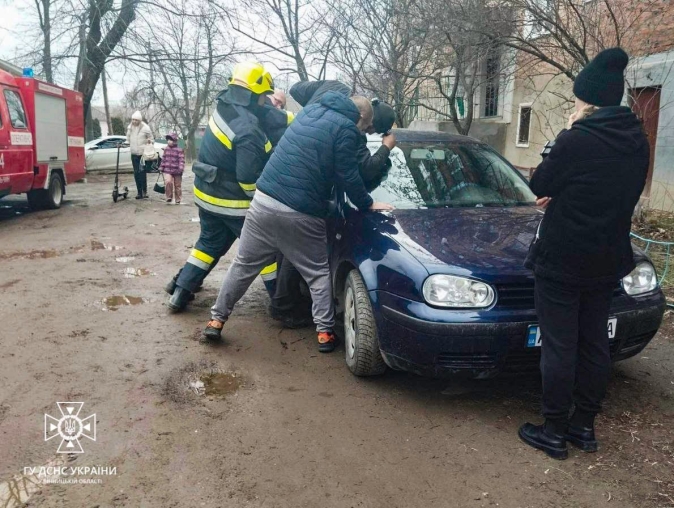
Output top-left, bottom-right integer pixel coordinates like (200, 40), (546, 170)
(370, 206), (543, 279)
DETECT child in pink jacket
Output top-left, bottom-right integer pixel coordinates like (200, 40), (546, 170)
(160, 132), (185, 203)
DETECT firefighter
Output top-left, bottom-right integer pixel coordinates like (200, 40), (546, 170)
(166, 62), (279, 312)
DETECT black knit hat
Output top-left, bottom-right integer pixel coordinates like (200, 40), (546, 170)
(371, 99), (396, 134)
(573, 48), (629, 107)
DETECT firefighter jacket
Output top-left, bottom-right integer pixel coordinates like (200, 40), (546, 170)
(192, 89), (272, 217)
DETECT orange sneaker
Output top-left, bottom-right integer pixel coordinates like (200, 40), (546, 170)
(317, 331), (336, 353)
(202, 319), (224, 342)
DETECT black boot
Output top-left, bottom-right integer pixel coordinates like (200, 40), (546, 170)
(566, 411), (598, 452)
(518, 420), (568, 460)
(269, 306), (313, 329)
(165, 271), (202, 296)
(167, 287), (193, 313)
(165, 273), (180, 295)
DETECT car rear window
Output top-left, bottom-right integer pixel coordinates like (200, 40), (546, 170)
(368, 141), (537, 209)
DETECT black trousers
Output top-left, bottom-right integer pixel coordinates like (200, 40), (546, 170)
(131, 154), (147, 195)
(271, 254), (312, 317)
(535, 275), (616, 422)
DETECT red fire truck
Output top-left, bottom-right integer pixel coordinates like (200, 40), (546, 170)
(0, 64), (86, 210)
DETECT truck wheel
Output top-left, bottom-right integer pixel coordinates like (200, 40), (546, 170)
(343, 269), (387, 377)
(27, 172), (64, 210)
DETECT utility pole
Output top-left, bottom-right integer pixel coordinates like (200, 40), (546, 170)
(74, 19), (85, 90)
(101, 64), (112, 136)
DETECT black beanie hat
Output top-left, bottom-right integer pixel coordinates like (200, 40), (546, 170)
(372, 99), (396, 134)
(573, 47), (629, 107)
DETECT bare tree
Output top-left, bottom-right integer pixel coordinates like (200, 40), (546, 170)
(327, 0), (435, 127)
(224, 0), (336, 82)
(411, 0), (509, 135)
(485, 0), (671, 81)
(123, 1), (238, 159)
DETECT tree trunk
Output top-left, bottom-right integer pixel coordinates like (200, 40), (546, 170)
(74, 20), (86, 90)
(186, 129), (197, 162)
(78, 0), (138, 132)
(85, 104), (94, 141)
(41, 0), (53, 83)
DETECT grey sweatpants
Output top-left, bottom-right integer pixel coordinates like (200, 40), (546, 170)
(211, 192), (335, 332)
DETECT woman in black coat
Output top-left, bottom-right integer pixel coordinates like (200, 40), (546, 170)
(519, 48), (650, 460)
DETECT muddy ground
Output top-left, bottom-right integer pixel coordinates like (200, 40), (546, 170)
(0, 172), (673, 508)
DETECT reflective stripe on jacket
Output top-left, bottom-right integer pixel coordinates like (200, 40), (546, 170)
(193, 90), (272, 216)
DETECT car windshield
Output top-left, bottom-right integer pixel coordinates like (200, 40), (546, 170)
(369, 141), (537, 209)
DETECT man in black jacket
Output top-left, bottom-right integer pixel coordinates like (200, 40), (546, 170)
(519, 48), (649, 460)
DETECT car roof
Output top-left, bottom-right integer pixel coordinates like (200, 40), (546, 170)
(389, 128), (483, 145)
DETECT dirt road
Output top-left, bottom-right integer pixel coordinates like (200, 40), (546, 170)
(1, 173), (673, 508)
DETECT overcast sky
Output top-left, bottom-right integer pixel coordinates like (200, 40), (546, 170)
(0, 0), (336, 109)
(0, 0), (135, 106)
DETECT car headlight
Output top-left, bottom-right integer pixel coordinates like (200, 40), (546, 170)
(423, 275), (495, 308)
(622, 261), (658, 296)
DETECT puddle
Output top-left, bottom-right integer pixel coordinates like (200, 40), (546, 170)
(115, 256), (135, 263)
(201, 372), (242, 397)
(0, 456), (67, 508)
(101, 295), (146, 311)
(123, 268), (153, 278)
(0, 249), (59, 260)
(188, 372), (241, 398)
(91, 240), (123, 251)
(165, 361), (243, 403)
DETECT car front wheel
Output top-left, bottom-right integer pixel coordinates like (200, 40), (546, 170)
(344, 269), (387, 377)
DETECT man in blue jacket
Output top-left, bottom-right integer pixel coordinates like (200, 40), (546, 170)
(203, 92), (393, 352)
(270, 81), (397, 328)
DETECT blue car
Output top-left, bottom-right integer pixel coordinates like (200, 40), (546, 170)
(329, 129), (667, 378)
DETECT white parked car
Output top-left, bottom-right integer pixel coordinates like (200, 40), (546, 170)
(85, 135), (166, 171)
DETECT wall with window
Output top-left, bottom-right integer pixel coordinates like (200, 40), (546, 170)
(627, 49), (674, 211)
(502, 68), (571, 171)
(410, 51), (515, 141)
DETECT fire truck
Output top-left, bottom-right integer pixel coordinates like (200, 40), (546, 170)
(0, 61), (86, 210)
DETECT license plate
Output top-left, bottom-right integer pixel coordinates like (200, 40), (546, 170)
(527, 318), (617, 347)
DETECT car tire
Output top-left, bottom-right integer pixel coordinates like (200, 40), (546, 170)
(343, 269), (387, 377)
(27, 172), (64, 210)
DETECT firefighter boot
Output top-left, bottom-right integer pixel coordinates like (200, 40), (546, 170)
(167, 287), (193, 312)
(166, 270), (202, 295)
(165, 272), (180, 295)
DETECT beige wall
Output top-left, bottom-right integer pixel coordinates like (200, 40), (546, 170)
(503, 71), (573, 170)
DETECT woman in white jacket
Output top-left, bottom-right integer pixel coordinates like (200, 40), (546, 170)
(126, 111), (154, 199)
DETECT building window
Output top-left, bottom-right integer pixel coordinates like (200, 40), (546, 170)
(516, 104), (532, 147)
(524, 0), (555, 39)
(484, 51), (500, 118)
